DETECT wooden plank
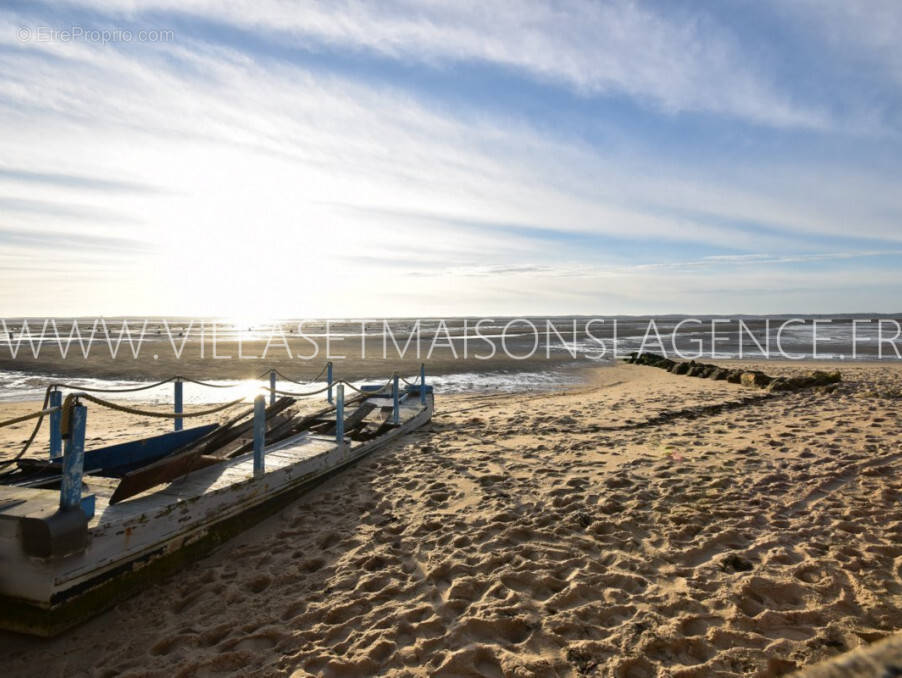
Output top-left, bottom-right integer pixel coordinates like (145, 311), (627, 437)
(197, 398), (294, 455)
(224, 410), (304, 458)
(315, 401), (378, 432)
(108, 398), (296, 504)
(228, 401), (346, 454)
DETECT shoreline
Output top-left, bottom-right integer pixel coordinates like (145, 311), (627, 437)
(1, 354), (899, 384)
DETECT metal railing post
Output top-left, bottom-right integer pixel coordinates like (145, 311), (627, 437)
(253, 394), (265, 478)
(174, 378), (183, 431)
(49, 389), (62, 459)
(392, 372), (400, 425)
(420, 363), (426, 405)
(327, 361), (333, 404)
(269, 369), (276, 407)
(60, 403), (86, 512)
(336, 384), (344, 444)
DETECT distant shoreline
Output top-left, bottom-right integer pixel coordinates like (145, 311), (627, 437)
(1, 352), (897, 385)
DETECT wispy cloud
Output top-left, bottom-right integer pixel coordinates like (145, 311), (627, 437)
(54, 0), (836, 130)
(0, 166), (165, 193)
(0, 196), (141, 222)
(701, 251), (902, 266)
(0, 225), (154, 252)
(633, 251), (902, 271)
(0, 2), (900, 315)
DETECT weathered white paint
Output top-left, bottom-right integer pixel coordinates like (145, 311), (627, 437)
(0, 395), (432, 610)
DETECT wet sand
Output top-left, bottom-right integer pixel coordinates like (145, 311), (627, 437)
(0, 337), (584, 382)
(1, 361), (901, 676)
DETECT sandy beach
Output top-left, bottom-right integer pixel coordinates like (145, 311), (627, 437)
(1, 361), (901, 676)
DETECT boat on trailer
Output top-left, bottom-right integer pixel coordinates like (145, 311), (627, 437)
(0, 372), (433, 636)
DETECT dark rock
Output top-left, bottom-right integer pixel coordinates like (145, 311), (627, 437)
(636, 353), (677, 370)
(631, 352), (667, 366)
(766, 377), (792, 392)
(740, 371), (772, 388)
(808, 370), (841, 386)
(672, 362), (690, 375)
(767, 370), (842, 392)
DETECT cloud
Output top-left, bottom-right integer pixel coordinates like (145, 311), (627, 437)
(0, 2), (901, 315)
(0, 225), (154, 252)
(0, 166), (165, 193)
(772, 1), (902, 85)
(0, 196), (141, 223)
(630, 251), (902, 272)
(52, 0), (834, 130)
(701, 251), (902, 266)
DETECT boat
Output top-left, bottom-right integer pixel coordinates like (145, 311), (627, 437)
(0, 369), (433, 636)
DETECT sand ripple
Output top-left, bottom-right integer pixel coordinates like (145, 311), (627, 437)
(1, 363), (901, 676)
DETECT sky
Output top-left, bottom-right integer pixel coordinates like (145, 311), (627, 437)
(1, 0), (902, 318)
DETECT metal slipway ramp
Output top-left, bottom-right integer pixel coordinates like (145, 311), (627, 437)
(0, 363), (434, 636)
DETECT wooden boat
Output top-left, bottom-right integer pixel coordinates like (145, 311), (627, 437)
(0, 379), (433, 636)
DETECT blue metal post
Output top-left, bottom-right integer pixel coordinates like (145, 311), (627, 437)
(174, 379), (183, 432)
(392, 373), (400, 425)
(49, 389), (62, 459)
(253, 394), (265, 478)
(420, 363), (426, 405)
(335, 384), (344, 444)
(269, 370), (276, 407)
(327, 361), (333, 404)
(60, 403), (86, 511)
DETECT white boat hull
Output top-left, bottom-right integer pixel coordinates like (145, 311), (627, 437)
(0, 393), (432, 635)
